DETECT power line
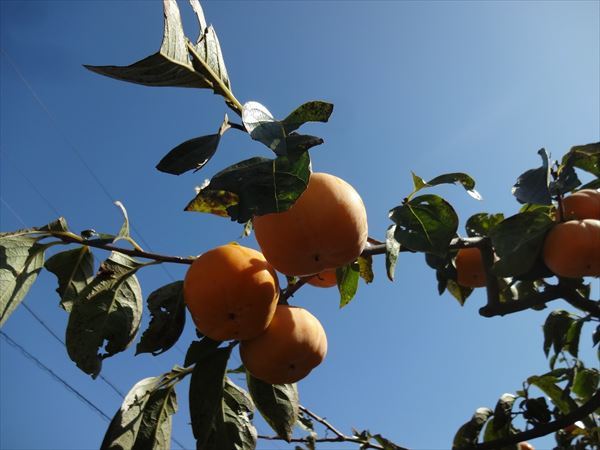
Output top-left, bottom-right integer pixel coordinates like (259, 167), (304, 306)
(0, 330), (112, 423)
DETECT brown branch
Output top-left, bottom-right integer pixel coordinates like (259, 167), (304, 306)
(458, 390), (600, 450)
(51, 232), (195, 265)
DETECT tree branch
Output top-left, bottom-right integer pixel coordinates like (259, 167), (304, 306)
(458, 390), (600, 450)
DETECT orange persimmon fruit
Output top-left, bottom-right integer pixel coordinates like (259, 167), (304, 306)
(240, 305), (328, 384)
(183, 244), (279, 341)
(253, 172), (368, 277)
(542, 219), (600, 278)
(561, 189), (600, 220)
(455, 247), (487, 288)
(307, 269), (337, 288)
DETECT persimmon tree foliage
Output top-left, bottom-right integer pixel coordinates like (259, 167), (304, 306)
(1, 1), (599, 449)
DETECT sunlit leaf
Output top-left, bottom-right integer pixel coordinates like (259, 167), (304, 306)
(357, 255), (374, 284)
(44, 246), (94, 312)
(336, 262), (360, 308)
(136, 281), (186, 356)
(385, 225), (400, 282)
(452, 407), (493, 449)
(66, 252), (144, 377)
(492, 393), (516, 432)
(247, 373), (298, 441)
(242, 102), (286, 155)
(528, 374), (579, 414)
(561, 142), (600, 178)
(426, 172), (482, 200)
(465, 213), (504, 238)
(572, 368), (599, 402)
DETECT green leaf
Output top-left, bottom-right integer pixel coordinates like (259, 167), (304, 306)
(426, 172), (482, 200)
(492, 393), (516, 432)
(0, 217), (68, 239)
(511, 148), (553, 205)
(44, 246), (94, 312)
(465, 213), (504, 238)
(189, 346), (232, 448)
(185, 151), (311, 223)
(66, 252), (144, 377)
(565, 319), (584, 359)
(85, 0), (232, 100)
(482, 418), (519, 450)
(551, 163), (581, 195)
(372, 434), (405, 450)
(446, 279), (473, 306)
(488, 211), (553, 277)
(156, 117), (230, 175)
(215, 378), (257, 450)
(411, 172), (428, 192)
(282, 101), (334, 134)
(528, 374), (579, 414)
(246, 373), (298, 441)
(390, 194), (458, 256)
(572, 368), (599, 402)
(336, 262), (360, 308)
(101, 369), (181, 450)
(0, 236), (48, 327)
(184, 337), (222, 367)
(561, 142), (600, 178)
(357, 255), (374, 284)
(385, 225), (400, 282)
(136, 281), (186, 356)
(114, 201), (131, 241)
(542, 310), (573, 357)
(452, 407), (493, 449)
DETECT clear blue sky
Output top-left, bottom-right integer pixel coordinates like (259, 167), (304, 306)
(1, 1), (598, 449)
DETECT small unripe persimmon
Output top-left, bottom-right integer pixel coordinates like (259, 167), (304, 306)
(518, 442), (535, 450)
(183, 244), (279, 341)
(240, 305), (327, 384)
(542, 219), (600, 278)
(561, 189), (600, 220)
(253, 172), (368, 277)
(455, 247), (487, 288)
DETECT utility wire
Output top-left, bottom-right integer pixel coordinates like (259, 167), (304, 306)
(0, 330), (112, 423)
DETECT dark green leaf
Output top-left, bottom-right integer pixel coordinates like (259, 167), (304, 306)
(372, 434), (404, 450)
(189, 346), (232, 448)
(131, 385), (178, 450)
(528, 374), (579, 414)
(157, 134), (219, 175)
(0, 236), (48, 327)
(493, 393), (516, 432)
(66, 252), (143, 377)
(593, 325), (600, 347)
(465, 213), (504, 238)
(572, 368), (599, 402)
(551, 163), (581, 195)
(561, 142), (600, 178)
(426, 172), (482, 200)
(86, 0), (231, 97)
(452, 407), (493, 449)
(385, 226), (400, 282)
(136, 281), (186, 356)
(185, 151), (311, 223)
(357, 255), (374, 284)
(184, 337), (222, 367)
(543, 310), (573, 357)
(488, 211), (553, 277)
(565, 319), (584, 359)
(213, 379), (257, 450)
(247, 373), (298, 441)
(242, 101), (286, 155)
(336, 262), (360, 308)
(482, 418), (519, 450)
(390, 194), (458, 256)
(511, 148), (552, 205)
(523, 397), (552, 424)
(282, 101), (334, 134)
(44, 246), (94, 312)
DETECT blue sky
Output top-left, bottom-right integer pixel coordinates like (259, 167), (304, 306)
(1, 1), (599, 449)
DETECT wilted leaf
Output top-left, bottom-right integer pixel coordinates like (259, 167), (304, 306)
(489, 211), (553, 277)
(336, 262), (360, 308)
(390, 194), (458, 256)
(542, 310), (573, 357)
(247, 373), (298, 441)
(452, 407), (493, 449)
(101, 370), (180, 450)
(44, 246), (94, 312)
(0, 236), (49, 327)
(357, 255), (374, 284)
(465, 213), (504, 238)
(511, 148), (552, 205)
(66, 252), (144, 377)
(136, 281), (186, 356)
(185, 151), (311, 223)
(86, 0), (233, 110)
(493, 393), (516, 432)
(282, 101), (334, 134)
(114, 201), (131, 241)
(523, 397), (552, 424)
(385, 225), (400, 282)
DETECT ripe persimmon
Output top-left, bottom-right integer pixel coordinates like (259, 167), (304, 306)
(240, 305), (327, 384)
(455, 247), (487, 288)
(307, 269), (337, 288)
(518, 443), (535, 450)
(561, 189), (600, 220)
(253, 172), (368, 276)
(542, 219), (600, 278)
(183, 244), (279, 341)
